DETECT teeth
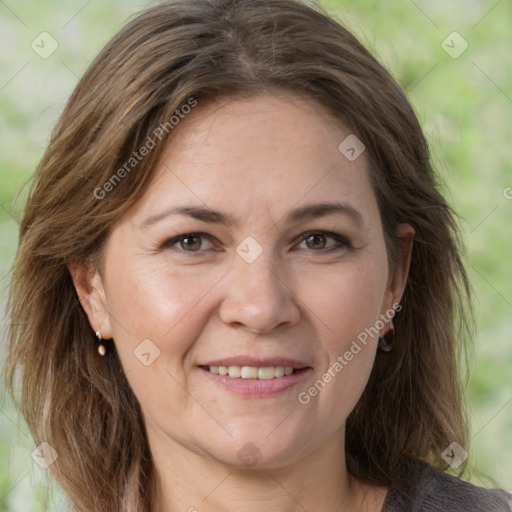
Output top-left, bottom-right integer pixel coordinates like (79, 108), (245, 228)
(241, 366), (258, 379)
(274, 366), (285, 378)
(227, 365), (241, 378)
(258, 366), (275, 380)
(209, 365), (296, 379)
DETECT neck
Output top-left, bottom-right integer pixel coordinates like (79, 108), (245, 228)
(148, 426), (384, 512)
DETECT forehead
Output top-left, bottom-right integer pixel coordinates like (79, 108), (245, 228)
(122, 92), (380, 230)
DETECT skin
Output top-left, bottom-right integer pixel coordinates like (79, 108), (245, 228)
(72, 92), (414, 512)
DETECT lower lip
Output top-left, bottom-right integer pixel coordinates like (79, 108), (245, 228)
(199, 367), (312, 397)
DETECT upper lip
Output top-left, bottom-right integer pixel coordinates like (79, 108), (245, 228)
(200, 356), (310, 369)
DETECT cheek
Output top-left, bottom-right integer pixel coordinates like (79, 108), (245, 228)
(102, 251), (228, 373)
(294, 257), (386, 418)
(101, 257), (230, 428)
(300, 255), (388, 347)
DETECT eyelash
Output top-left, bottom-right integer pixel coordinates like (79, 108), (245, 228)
(297, 230), (351, 251)
(161, 230), (351, 255)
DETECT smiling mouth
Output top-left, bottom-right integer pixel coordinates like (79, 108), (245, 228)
(199, 365), (308, 379)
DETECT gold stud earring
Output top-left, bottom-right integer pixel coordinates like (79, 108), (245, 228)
(95, 330), (106, 356)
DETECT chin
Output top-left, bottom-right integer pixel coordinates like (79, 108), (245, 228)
(198, 421), (314, 470)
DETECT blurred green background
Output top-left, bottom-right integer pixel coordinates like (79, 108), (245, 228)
(1, 0), (510, 510)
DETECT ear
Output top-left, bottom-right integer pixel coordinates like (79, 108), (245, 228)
(68, 260), (113, 339)
(384, 223), (415, 312)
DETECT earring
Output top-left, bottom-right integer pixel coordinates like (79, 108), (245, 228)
(378, 322), (395, 353)
(95, 330), (106, 356)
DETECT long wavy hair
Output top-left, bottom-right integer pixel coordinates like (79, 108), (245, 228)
(5, 0), (471, 510)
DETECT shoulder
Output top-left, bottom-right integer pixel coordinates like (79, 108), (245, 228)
(382, 458), (512, 512)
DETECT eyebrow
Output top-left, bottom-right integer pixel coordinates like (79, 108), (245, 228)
(140, 201), (363, 230)
(286, 202), (363, 227)
(140, 206), (233, 229)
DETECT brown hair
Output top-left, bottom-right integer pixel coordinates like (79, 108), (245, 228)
(5, 0), (471, 510)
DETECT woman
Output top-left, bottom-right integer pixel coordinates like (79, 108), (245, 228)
(5, 0), (511, 510)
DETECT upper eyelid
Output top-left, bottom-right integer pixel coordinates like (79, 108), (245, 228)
(165, 232), (215, 246)
(295, 231), (350, 249)
(298, 230), (347, 240)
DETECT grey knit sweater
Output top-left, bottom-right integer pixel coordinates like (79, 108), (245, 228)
(381, 458), (512, 511)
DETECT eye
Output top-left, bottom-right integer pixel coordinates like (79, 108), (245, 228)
(163, 233), (214, 252)
(296, 231), (349, 252)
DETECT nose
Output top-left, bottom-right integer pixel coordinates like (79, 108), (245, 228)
(219, 253), (301, 334)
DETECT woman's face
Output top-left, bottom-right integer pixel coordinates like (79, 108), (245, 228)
(82, 93), (411, 470)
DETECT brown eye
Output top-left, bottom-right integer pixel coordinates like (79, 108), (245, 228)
(305, 233), (327, 250)
(162, 233), (216, 254)
(179, 235), (203, 251)
(296, 231), (349, 252)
